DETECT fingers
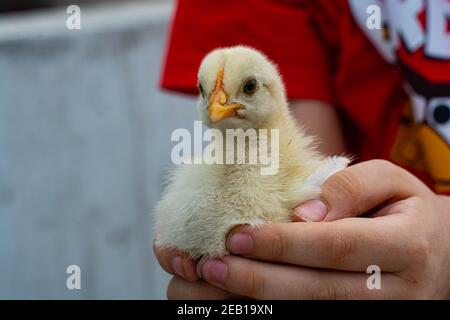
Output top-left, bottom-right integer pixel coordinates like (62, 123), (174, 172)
(292, 159), (428, 222)
(227, 217), (414, 272)
(167, 277), (239, 300)
(153, 241), (199, 282)
(199, 255), (408, 299)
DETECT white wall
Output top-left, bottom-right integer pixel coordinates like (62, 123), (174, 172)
(0, 0), (198, 299)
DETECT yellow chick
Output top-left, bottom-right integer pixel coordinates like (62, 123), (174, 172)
(155, 46), (349, 259)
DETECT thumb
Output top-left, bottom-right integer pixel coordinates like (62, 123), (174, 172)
(292, 159), (424, 222)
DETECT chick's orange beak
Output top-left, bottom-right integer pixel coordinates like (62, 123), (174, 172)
(208, 68), (243, 123)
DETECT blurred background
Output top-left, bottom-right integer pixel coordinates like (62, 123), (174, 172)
(0, 0), (197, 299)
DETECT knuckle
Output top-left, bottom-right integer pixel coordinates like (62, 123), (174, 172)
(242, 268), (266, 298)
(269, 231), (289, 260)
(308, 280), (340, 300)
(293, 281), (308, 299)
(305, 284), (324, 300)
(294, 276), (354, 300)
(407, 236), (431, 263)
(318, 231), (354, 267)
(338, 170), (364, 200)
(325, 170), (363, 210)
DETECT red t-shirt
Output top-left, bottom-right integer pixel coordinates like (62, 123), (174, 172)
(160, 0), (450, 194)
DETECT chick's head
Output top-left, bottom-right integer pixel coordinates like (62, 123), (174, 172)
(197, 46), (287, 131)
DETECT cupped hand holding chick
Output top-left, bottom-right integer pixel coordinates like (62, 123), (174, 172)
(159, 160), (450, 299)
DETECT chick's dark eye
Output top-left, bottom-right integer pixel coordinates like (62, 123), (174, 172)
(243, 78), (257, 95)
(198, 83), (205, 97)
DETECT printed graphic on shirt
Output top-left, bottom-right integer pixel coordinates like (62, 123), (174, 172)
(349, 0), (450, 192)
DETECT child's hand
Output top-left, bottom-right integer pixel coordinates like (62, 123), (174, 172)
(155, 160), (450, 299)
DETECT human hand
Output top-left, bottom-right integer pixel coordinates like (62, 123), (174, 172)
(155, 160), (450, 299)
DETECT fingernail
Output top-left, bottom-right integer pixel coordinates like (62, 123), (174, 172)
(171, 256), (184, 278)
(201, 259), (227, 285)
(228, 233), (253, 254)
(294, 199), (328, 222)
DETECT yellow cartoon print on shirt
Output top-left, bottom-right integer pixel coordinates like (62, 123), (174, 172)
(391, 96), (450, 193)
